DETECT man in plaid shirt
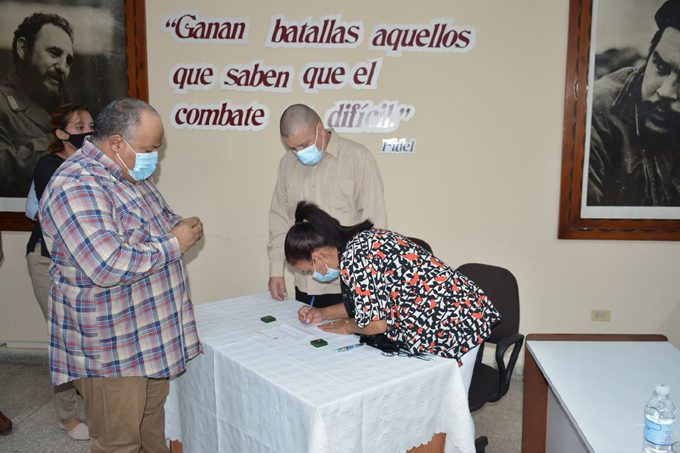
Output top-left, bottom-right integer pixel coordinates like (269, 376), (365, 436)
(40, 97), (203, 452)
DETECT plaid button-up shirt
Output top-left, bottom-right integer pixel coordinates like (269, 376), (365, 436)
(40, 141), (201, 385)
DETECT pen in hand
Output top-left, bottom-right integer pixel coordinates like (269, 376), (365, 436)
(304, 295), (316, 326)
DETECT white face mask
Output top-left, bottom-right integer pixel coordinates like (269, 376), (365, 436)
(294, 126), (323, 166)
(116, 137), (158, 181)
(311, 258), (340, 283)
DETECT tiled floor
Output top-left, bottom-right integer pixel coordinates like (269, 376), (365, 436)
(0, 353), (523, 453)
(473, 375), (523, 453)
(0, 360), (88, 453)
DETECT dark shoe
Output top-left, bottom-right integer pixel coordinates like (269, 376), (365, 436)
(0, 410), (12, 434)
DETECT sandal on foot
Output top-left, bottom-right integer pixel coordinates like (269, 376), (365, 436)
(59, 421), (89, 441)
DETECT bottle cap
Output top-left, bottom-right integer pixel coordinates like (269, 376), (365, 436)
(655, 384), (670, 396)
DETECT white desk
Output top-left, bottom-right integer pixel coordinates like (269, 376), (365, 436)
(165, 293), (475, 453)
(522, 334), (680, 453)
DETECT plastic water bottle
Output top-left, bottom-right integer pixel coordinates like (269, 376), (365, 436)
(643, 384), (677, 453)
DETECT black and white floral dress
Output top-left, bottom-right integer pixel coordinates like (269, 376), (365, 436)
(340, 229), (501, 362)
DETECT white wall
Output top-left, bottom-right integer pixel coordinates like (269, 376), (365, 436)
(2, 0), (679, 350)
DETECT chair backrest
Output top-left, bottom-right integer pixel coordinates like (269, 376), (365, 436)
(455, 263), (520, 343)
(407, 237), (433, 253)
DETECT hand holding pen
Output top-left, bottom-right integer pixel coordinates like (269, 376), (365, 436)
(298, 296), (323, 326)
(304, 296), (316, 326)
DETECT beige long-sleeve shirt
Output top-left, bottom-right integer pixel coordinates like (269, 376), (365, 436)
(268, 131), (387, 296)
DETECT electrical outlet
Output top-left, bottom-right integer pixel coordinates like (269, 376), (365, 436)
(591, 309), (611, 322)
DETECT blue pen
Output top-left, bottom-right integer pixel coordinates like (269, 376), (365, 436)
(335, 344), (364, 353)
(304, 295), (316, 326)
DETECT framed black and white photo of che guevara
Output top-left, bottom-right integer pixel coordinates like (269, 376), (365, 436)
(558, 0), (680, 240)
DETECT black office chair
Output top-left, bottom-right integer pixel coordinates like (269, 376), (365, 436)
(456, 263), (524, 453)
(407, 236), (433, 253)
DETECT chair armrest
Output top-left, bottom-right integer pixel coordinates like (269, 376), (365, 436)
(492, 333), (525, 402)
(496, 333), (524, 359)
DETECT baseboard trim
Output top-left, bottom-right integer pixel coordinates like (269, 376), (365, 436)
(0, 342), (49, 365)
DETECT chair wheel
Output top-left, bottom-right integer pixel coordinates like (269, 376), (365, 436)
(474, 435), (488, 453)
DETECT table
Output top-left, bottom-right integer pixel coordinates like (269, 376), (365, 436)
(522, 334), (680, 453)
(165, 293), (475, 453)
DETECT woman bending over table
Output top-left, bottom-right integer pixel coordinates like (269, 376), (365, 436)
(285, 201), (501, 390)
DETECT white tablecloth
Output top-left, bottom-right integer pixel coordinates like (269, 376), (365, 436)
(165, 293), (475, 453)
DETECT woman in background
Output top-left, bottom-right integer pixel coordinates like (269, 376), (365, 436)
(25, 103), (93, 441)
(285, 201), (501, 391)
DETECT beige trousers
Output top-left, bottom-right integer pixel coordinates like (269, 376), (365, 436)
(74, 377), (170, 453)
(26, 245), (80, 422)
(26, 245), (51, 318)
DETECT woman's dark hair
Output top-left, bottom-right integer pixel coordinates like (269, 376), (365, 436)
(47, 103), (89, 153)
(284, 201), (373, 264)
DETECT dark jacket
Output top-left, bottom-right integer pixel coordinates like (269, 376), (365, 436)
(0, 76), (51, 197)
(588, 67), (680, 206)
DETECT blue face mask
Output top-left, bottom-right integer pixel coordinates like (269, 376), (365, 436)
(294, 126), (324, 166)
(118, 138), (158, 181)
(312, 258), (341, 283)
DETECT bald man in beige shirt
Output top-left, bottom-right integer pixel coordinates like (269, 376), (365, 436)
(268, 104), (387, 307)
